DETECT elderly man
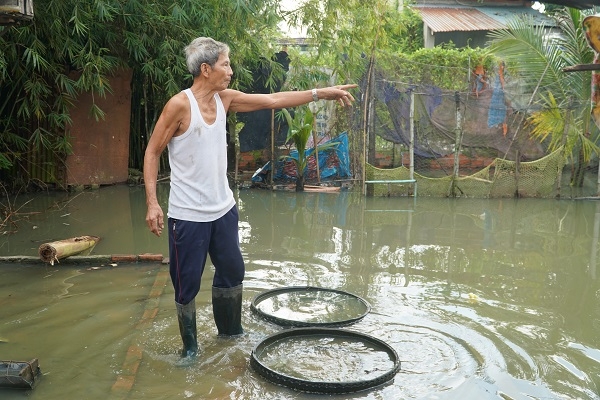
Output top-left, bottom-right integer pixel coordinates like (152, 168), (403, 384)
(144, 37), (356, 359)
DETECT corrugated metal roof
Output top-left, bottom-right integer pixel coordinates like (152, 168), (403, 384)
(478, 6), (556, 27)
(415, 7), (507, 33)
(415, 6), (554, 33)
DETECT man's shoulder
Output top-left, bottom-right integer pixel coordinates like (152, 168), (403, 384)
(217, 89), (237, 111)
(218, 89), (242, 100)
(165, 91), (189, 110)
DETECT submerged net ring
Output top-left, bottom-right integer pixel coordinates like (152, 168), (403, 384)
(250, 286), (371, 327)
(250, 327), (401, 394)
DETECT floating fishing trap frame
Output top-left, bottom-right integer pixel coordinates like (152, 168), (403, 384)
(250, 327), (401, 394)
(250, 286), (371, 327)
(250, 287), (400, 393)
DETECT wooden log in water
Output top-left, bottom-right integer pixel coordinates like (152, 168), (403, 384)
(38, 235), (100, 265)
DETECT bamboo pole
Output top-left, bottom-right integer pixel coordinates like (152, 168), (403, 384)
(38, 235), (100, 265)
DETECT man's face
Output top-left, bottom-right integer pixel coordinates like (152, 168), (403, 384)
(206, 53), (233, 90)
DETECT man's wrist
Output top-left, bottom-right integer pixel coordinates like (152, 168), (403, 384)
(311, 88), (319, 102)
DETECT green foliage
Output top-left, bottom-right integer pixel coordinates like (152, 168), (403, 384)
(278, 107), (339, 190)
(488, 10), (599, 172)
(282, 51), (333, 91)
(283, 0), (414, 84)
(278, 0), (427, 175)
(0, 0), (464, 189)
(0, 0), (283, 186)
(280, 107), (314, 184)
(487, 9), (600, 187)
(0, 153), (12, 170)
(0, 129), (27, 169)
(387, 6), (423, 53)
(376, 46), (495, 92)
(282, 2), (424, 89)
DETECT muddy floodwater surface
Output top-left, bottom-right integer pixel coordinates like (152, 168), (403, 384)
(0, 184), (599, 399)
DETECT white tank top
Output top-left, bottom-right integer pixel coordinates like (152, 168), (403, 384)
(167, 89), (235, 222)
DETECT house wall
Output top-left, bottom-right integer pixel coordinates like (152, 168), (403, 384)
(416, 0), (541, 49)
(424, 24), (434, 48)
(433, 30), (490, 48)
(65, 69), (133, 187)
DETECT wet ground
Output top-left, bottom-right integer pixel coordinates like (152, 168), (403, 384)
(1, 184), (599, 399)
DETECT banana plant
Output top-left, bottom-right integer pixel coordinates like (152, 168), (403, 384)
(279, 107), (340, 191)
(280, 107), (314, 191)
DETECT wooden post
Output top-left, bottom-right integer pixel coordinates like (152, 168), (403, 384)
(231, 122), (239, 184)
(362, 53), (375, 195)
(451, 91), (462, 196)
(409, 89), (415, 182)
(309, 104), (321, 183)
(270, 109), (275, 187)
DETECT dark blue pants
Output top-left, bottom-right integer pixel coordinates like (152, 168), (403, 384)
(168, 205), (245, 305)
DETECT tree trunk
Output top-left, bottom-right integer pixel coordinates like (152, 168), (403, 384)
(571, 143), (587, 187)
(573, 161), (586, 187)
(295, 175), (305, 192)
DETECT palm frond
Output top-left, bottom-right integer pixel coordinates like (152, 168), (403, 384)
(487, 15), (575, 103)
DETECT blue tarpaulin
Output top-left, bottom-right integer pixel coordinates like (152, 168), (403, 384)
(252, 132), (351, 183)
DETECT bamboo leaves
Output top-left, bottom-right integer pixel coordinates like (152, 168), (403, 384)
(0, 0), (284, 186)
(22, 40), (50, 71)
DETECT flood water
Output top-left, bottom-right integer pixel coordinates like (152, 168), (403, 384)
(1, 183), (599, 399)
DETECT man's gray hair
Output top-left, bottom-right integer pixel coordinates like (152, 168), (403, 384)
(184, 37), (230, 77)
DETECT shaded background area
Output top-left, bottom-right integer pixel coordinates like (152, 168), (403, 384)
(237, 50), (291, 153)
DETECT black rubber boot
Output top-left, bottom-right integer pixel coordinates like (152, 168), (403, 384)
(212, 284), (244, 336)
(176, 300), (198, 358)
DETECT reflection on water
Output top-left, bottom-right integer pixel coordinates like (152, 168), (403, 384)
(1, 185), (599, 399)
(252, 287), (370, 326)
(255, 334), (396, 382)
(0, 184), (163, 257)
